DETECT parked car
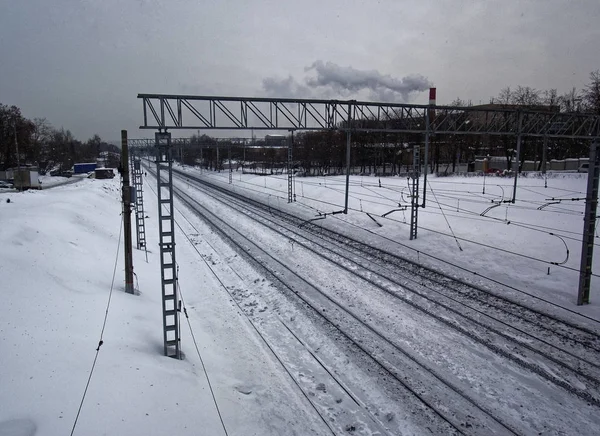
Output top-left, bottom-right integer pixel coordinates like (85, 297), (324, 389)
(578, 163), (589, 173)
(50, 169), (73, 178)
(0, 181), (13, 188)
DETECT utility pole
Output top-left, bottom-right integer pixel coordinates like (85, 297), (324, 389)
(228, 146), (232, 184)
(410, 145), (420, 240)
(542, 136), (548, 188)
(422, 88), (436, 208)
(512, 111), (523, 203)
(155, 131), (181, 358)
(121, 130), (134, 294)
(344, 103), (353, 214)
(287, 130), (294, 203)
(577, 141), (600, 305)
(13, 121), (21, 191)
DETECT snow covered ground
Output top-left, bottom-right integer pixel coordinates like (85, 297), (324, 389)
(1, 167), (599, 435)
(0, 178), (330, 436)
(180, 166), (599, 321)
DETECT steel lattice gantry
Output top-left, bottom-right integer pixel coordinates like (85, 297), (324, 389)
(138, 94), (600, 139)
(155, 132), (181, 359)
(137, 94), (600, 304)
(410, 145), (420, 240)
(131, 155), (147, 250)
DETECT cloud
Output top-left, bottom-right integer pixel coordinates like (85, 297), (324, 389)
(262, 61), (433, 102)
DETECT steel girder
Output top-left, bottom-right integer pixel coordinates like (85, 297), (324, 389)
(138, 94), (600, 140)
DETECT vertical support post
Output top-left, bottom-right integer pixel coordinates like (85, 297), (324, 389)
(228, 146), (232, 184)
(410, 145), (420, 240)
(132, 155), (146, 250)
(542, 136), (548, 188)
(542, 136), (548, 174)
(512, 111), (523, 203)
(422, 111), (430, 207)
(155, 131), (181, 359)
(216, 146), (220, 172)
(121, 130), (134, 294)
(200, 146), (203, 173)
(287, 130), (294, 203)
(13, 122), (21, 191)
(422, 87), (435, 208)
(344, 103), (352, 214)
(577, 141), (600, 305)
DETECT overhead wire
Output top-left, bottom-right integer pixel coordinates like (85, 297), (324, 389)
(427, 181), (463, 251)
(177, 167), (600, 316)
(323, 213), (600, 324)
(146, 169), (337, 435)
(145, 175), (230, 436)
(70, 214), (123, 436)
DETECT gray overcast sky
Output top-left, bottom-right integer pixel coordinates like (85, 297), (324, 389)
(1, 0), (598, 141)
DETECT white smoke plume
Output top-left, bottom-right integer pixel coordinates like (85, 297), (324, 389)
(305, 60), (433, 102)
(261, 76), (312, 99)
(262, 61), (433, 102)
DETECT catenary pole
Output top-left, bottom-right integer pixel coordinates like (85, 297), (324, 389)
(121, 130), (134, 294)
(344, 103), (352, 214)
(577, 140), (600, 305)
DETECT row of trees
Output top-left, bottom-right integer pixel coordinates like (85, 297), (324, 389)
(172, 71), (600, 176)
(0, 104), (120, 173)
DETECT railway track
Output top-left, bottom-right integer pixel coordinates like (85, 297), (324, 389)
(155, 166), (600, 434)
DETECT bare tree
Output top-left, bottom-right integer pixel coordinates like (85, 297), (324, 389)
(512, 86), (540, 106)
(32, 118), (53, 165)
(583, 70), (600, 115)
(495, 87), (512, 106)
(542, 89), (560, 107)
(559, 87), (584, 112)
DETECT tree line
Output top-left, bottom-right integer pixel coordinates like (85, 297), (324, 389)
(0, 104), (120, 173)
(174, 70), (600, 176)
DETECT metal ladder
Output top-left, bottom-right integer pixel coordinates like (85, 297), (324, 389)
(133, 156), (146, 249)
(155, 132), (181, 359)
(410, 145), (420, 240)
(228, 146), (232, 184)
(287, 135), (293, 203)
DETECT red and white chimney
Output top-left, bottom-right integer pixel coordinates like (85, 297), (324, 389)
(429, 87), (436, 106)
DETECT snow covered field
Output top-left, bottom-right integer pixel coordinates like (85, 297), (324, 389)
(1, 168), (599, 435)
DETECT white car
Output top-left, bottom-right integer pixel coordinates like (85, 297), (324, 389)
(0, 181), (13, 188)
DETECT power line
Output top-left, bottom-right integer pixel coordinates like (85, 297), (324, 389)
(326, 214), (600, 324)
(428, 181), (462, 251)
(178, 168), (600, 318)
(70, 214), (123, 436)
(145, 175), (230, 436)
(177, 279), (229, 436)
(150, 175), (337, 435)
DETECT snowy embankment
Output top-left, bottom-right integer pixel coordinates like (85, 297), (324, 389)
(0, 178), (327, 436)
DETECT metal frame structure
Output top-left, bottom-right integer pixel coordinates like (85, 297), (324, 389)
(287, 131), (294, 203)
(578, 141), (600, 305)
(131, 155), (147, 250)
(138, 93), (600, 208)
(138, 94), (599, 139)
(228, 146), (232, 184)
(410, 145), (420, 240)
(155, 132), (181, 359)
(137, 94), (600, 304)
